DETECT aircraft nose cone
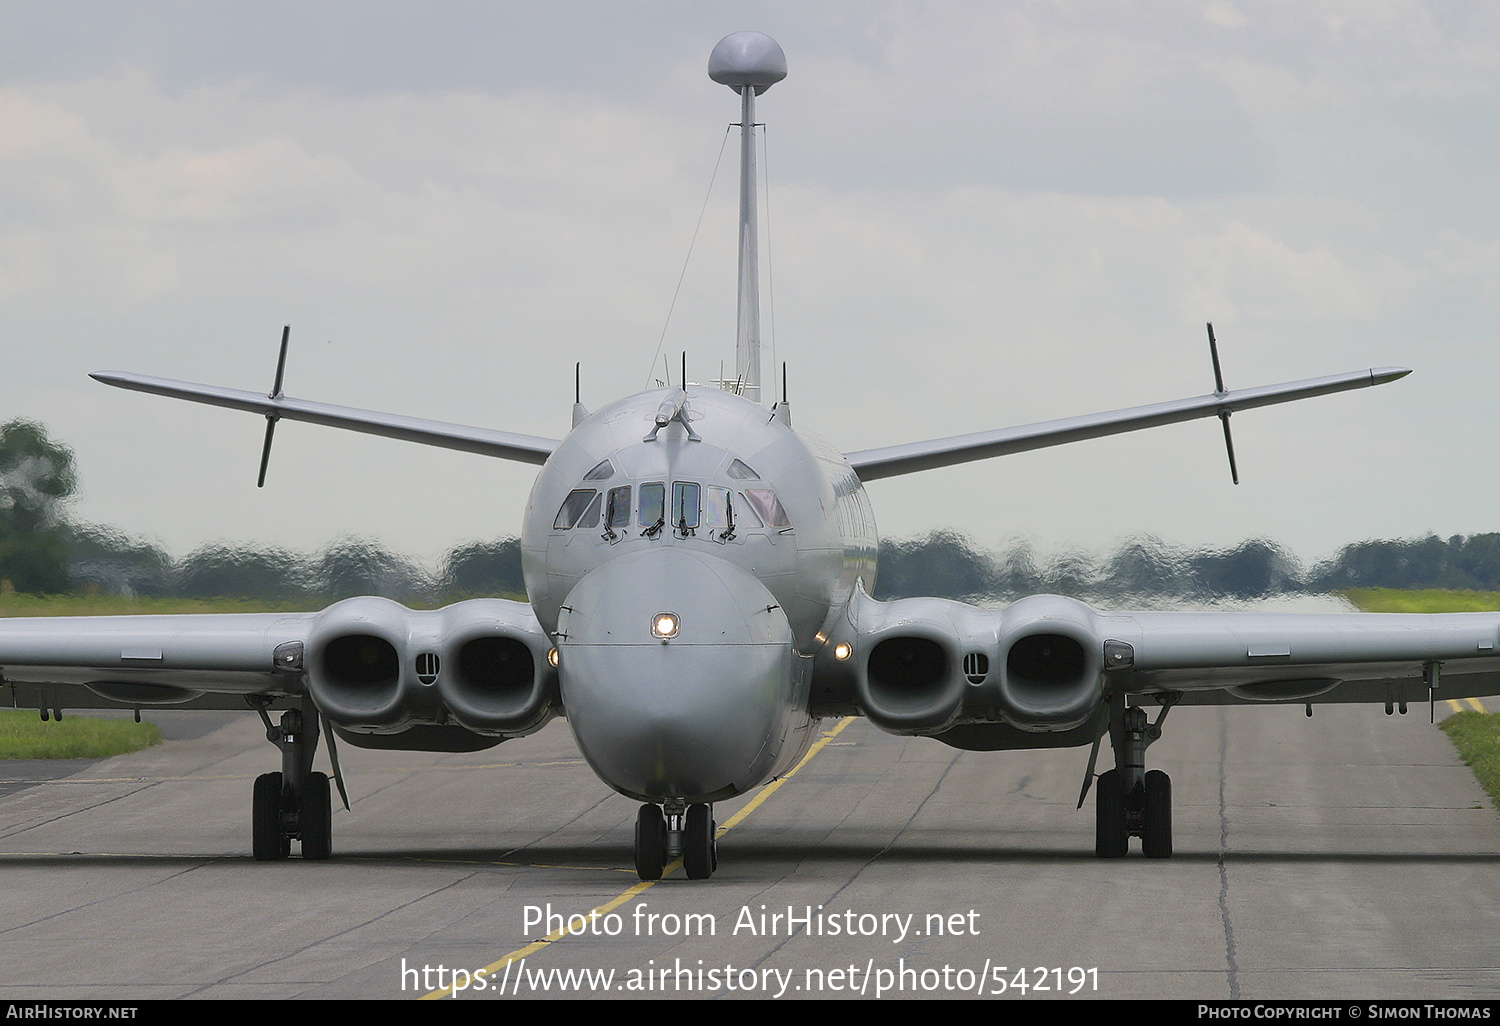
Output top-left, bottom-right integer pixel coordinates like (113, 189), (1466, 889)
(558, 548), (795, 802)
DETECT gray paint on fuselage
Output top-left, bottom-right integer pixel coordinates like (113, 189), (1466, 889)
(519, 385), (877, 802)
(522, 386), (878, 653)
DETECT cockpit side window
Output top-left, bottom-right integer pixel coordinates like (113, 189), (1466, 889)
(576, 491), (603, 529)
(703, 486), (731, 529)
(744, 488), (791, 528)
(553, 489), (598, 529)
(605, 486), (631, 528)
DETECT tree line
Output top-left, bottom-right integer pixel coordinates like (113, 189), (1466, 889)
(875, 530), (1500, 603)
(2, 419), (1497, 603)
(0, 419), (524, 602)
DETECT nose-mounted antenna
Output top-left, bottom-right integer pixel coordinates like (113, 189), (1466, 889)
(709, 31), (786, 407)
(572, 362), (589, 428)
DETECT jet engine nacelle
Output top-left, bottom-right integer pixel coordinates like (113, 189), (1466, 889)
(991, 594), (1106, 731)
(835, 592), (1108, 735)
(306, 597), (557, 738)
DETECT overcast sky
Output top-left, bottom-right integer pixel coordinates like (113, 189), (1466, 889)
(2, 1), (1496, 572)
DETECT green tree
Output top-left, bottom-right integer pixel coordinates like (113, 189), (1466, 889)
(175, 544), (310, 601)
(66, 524), (173, 597)
(874, 530), (998, 601)
(0, 419), (77, 593)
(439, 539), (526, 599)
(314, 536), (429, 601)
(1188, 539), (1302, 599)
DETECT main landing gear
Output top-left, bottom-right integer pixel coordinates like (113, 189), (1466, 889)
(250, 698), (334, 861)
(1095, 694), (1177, 859)
(634, 801), (718, 880)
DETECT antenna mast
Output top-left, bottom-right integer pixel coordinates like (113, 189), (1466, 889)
(709, 32), (786, 406)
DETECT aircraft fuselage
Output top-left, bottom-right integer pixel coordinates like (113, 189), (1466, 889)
(521, 386), (878, 802)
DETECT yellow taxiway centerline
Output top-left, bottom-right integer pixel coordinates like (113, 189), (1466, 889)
(420, 715), (857, 1000)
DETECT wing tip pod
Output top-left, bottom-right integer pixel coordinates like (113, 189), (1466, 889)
(1372, 367), (1412, 385)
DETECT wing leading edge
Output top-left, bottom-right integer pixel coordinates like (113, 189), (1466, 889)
(91, 372), (560, 465)
(845, 367), (1409, 481)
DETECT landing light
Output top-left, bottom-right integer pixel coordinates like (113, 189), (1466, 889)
(547, 647), (559, 668)
(651, 612), (680, 640)
(834, 642), (852, 661)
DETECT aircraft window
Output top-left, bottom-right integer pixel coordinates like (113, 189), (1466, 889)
(605, 486), (631, 528)
(554, 489), (597, 529)
(703, 486), (731, 529)
(744, 488), (791, 528)
(638, 482), (665, 528)
(576, 491), (603, 529)
(727, 459), (758, 480)
(583, 459), (615, 481)
(672, 481), (701, 530)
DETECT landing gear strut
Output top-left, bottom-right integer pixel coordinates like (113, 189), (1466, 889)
(1095, 695), (1176, 858)
(633, 801), (717, 881)
(250, 698), (333, 861)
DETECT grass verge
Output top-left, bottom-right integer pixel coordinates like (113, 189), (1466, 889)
(0, 708), (163, 760)
(1439, 711), (1500, 812)
(1342, 587), (1500, 613)
(0, 594), (317, 617)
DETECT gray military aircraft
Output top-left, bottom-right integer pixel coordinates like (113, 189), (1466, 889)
(7, 33), (1497, 880)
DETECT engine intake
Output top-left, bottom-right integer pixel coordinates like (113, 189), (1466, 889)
(306, 597), (556, 738)
(308, 599), (412, 728)
(438, 619), (552, 735)
(857, 633), (965, 734)
(995, 598), (1105, 731)
(833, 591), (1111, 739)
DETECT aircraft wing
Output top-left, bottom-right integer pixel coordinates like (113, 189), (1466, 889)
(0, 611), (315, 712)
(825, 591), (1499, 740)
(844, 368), (1409, 481)
(91, 372), (560, 465)
(0, 597), (559, 733)
(1099, 607), (1500, 707)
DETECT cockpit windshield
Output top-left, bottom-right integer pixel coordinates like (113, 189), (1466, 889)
(555, 477), (788, 534)
(672, 482), (701, 531)
(638, 482), (665, 528)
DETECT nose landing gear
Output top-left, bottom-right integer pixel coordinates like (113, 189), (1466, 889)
(634, 801), (718, 880)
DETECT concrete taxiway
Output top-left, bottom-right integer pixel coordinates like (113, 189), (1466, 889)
(0, 701), (1496, 1000)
